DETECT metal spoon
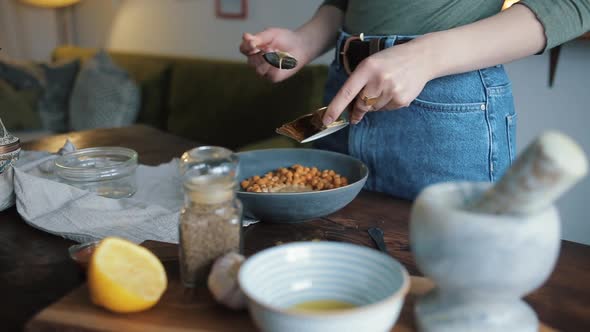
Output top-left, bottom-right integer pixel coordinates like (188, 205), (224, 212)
(275, 106), (350, 143)
(368, 227), (388, 253)
(262, 51), (297, 70)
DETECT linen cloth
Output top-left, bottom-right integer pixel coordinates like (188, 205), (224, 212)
(13, 141), (183, 244)
(11, 140), (258, 244)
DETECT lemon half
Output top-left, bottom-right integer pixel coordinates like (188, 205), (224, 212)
(88, 237), (167, 313)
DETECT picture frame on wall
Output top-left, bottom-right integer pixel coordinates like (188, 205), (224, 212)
(215, 0), (248, 19)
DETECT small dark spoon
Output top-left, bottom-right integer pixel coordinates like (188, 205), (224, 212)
(262, 51), (297, 70)
(368, 227), (388, 254)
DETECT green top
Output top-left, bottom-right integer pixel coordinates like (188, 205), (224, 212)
(321, 0), (590, 51)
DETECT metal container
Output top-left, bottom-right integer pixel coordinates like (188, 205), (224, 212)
(0, 119), (21, 211)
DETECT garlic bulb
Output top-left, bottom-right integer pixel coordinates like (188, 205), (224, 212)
(207, 252), (247, 310)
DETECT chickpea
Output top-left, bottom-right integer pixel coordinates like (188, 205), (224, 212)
(241, 164), (347, 193)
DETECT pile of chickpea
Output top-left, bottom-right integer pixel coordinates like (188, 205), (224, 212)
(241, 164), (349, 193)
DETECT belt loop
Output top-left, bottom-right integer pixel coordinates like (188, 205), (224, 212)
(386, 36), (397, 48)
(369, 39), (380, 55)
(335, 30), (347, 69)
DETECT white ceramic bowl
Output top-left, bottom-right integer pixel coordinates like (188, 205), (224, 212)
(238, 242), (410, 332)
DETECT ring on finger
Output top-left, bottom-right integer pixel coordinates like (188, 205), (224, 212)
(361, 94), (379, 107)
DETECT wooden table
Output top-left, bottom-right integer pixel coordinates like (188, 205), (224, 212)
(1, 125), (589, 331)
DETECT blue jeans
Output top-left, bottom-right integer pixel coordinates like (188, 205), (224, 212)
(314, 32), (517, 200)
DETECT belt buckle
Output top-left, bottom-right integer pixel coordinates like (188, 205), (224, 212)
(340, 33), (365, 75)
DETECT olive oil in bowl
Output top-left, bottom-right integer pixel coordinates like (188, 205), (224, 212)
(290, 300), (356, 312)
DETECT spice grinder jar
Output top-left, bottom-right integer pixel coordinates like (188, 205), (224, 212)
(178, 146), (242, 288)
(0, 118), (21, 211)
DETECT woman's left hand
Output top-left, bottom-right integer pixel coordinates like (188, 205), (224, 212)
(322, 40), (435, 125)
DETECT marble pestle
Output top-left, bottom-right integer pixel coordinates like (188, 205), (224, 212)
(467, 130), (588, 216)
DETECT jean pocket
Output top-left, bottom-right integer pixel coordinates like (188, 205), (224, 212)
(363, 103), (492, 198)
(506, 113), (517, 163)
(411, 97), (486, 113)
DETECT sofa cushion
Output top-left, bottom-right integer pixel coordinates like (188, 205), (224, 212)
(38, 59), (80, 132)
(69, 51), (141, 130)
(167, 59), (328, 149)
(0, 79), (43, 131)
(0, 58), (80, 132)
(53, 47), (172, 129)
(0, 59), (44, 90)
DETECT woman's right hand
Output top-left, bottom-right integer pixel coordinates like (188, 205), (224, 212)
(240, 28), (310, 83)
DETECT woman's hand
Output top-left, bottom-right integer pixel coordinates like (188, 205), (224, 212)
(239, 28), (311, 83)
(323, 3), (548, 126)
(323, 41), (435, 125)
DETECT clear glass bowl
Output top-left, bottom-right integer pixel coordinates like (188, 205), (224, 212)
(68, 240), (100, 271)
(54, 147), (138, 199)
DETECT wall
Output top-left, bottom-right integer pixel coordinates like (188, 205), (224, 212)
(4, 0), (590, 244)
(505, 43), (590, 245)
(0, 0), (59, 61)
(74, 0), (332, 63)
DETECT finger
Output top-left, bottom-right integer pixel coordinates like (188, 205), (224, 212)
(371, 83), (394, 111)
(240, 41), (260, 56)
(247, 54), (266, 68)
(350, 108), (369, 125)
(245, 28), (278, 50)
(255, 62), (272, 77)
(240, 33), (262, 55)
(353, 79), (383, 115)
(323, 69), (369, 125)
(384, 98), (407, 111)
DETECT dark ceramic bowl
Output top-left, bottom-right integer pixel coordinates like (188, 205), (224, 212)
(236, 149), (368, 223)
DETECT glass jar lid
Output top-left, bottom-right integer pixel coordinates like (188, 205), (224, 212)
(54, 147), (138, 182)
(180, 146), (239, 203)
(180, 146), (238, 180)
(0, 118), (20, 154)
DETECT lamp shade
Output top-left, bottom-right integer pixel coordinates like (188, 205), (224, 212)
(20, 0), (80, 8)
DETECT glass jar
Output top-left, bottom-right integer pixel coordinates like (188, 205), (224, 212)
(0, 118), (21, 211)
(178, 146), (242, 288)
(54, 147), (138, 199)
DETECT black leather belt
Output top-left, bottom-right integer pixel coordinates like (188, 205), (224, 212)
(338, 34), (409, 74)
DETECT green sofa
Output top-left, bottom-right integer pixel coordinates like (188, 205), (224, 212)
(52, 46), (329, 151)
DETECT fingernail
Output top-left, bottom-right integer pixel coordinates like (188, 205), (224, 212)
(323, 116), (334, 126)
(351, 119), (359, 125)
